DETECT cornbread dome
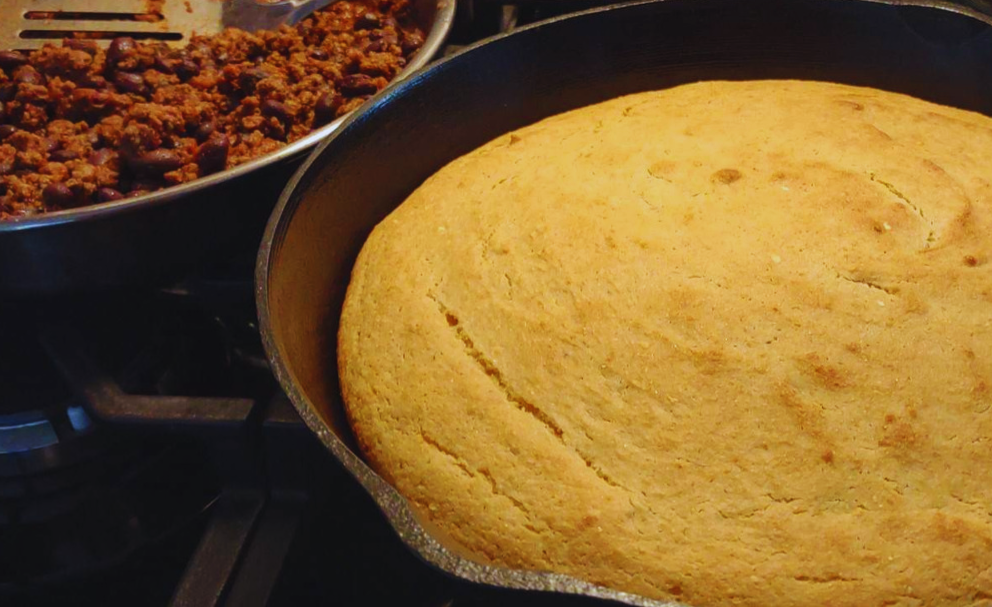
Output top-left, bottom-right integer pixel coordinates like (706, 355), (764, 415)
(337, 80), (992, 607)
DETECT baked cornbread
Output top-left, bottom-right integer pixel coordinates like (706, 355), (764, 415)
(338, 80), (992, 607)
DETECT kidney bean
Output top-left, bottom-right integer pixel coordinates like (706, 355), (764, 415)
(239, 66), (270, 91)
(261, 99), (291, 121)
(195, 133), (229, 174)
(175, 58), (200, 79)
(401, 31), (424, 55)
(313, 91), (342, 125)
(114, 71), (147, 95)
(0, 125), (15, 140)
(339, 74), (377, 95)
(107, 37), (136, 65)
(310, 48), (329, 60)
(0, 50), (27, 71)
(131, 149), (182, 175)
(154, 52), (177, 74)
(42, 183), (74, 206)
(50, 149), (80, 162)
(96, 187), (124, 202)
(194, 121), (216, 142)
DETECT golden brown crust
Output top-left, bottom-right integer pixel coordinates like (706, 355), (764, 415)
(338, 80), (992, 607)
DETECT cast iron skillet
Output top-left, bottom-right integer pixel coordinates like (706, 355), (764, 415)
(0, 0), (453, 295)
(258, 0), (992, 604)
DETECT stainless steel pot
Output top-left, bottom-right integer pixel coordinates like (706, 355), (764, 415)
(257, 0), (992, 604)
(0, 0), (454, 295)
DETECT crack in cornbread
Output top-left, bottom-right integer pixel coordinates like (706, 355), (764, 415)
(338, 80), (992, 607)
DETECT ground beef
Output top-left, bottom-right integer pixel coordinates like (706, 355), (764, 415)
(0, 0), (424, 219)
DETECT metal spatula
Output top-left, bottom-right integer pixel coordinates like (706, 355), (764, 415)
(0, 0), (336, 51)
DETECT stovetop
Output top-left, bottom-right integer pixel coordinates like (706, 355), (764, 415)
(0, 2), (621, 606)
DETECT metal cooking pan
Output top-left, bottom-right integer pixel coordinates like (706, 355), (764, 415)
(257, 0), (992, 604)
(0, 0), (453, 295)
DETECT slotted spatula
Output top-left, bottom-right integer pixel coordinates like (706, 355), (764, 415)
(0, 0), (336, 51)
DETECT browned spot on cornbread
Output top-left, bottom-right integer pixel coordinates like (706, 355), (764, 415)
(712, 168), (742, 184)
(777, 384), (832, 445)
(691, 348), (728, 375)
(648, 159), (676, 181)
(922, 158), (948, 176)
(837, 99), (864, 110)
(879, 415), (919, 449)
(865, 124), (892, 141)
(799, 354), (848, 390)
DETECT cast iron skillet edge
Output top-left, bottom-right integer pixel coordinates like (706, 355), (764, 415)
(257, 0), (992, 604)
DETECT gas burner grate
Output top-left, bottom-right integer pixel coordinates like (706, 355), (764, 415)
(0, 291), (274, 603)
